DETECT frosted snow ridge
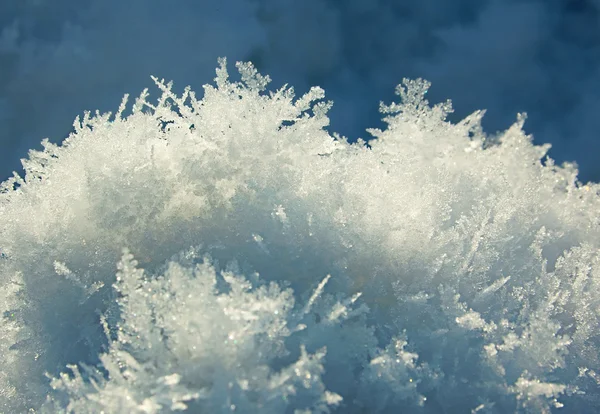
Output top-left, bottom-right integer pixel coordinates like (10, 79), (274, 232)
(1, 59), (599, 413)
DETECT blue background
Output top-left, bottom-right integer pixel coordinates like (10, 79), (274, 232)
(1, 0), (599, 182)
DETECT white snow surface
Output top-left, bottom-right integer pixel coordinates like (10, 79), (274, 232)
(1, 60), (600, 413)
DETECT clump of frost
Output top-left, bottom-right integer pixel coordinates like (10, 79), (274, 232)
(41, 249), (348, 413)
(1, 59), (600, 413)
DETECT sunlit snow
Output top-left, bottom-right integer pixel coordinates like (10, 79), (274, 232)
(1, 59), (599, 413)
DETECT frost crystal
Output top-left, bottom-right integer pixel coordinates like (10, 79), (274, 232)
(1, 59), (599, 413)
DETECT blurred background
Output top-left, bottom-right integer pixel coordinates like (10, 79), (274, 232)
(1, 0), (599, 183)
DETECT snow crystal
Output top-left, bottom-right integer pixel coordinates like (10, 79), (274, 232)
(1, 59), (600, 413)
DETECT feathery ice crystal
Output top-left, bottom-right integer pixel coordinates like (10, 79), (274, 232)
(1, 58), (600, 413)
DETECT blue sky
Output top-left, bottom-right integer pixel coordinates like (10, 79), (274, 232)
(1, 0), (599, 182)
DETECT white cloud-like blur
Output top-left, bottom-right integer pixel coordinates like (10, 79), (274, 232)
(0, 0), (599, 181)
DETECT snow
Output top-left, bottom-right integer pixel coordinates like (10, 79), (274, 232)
(1, 59), (600, 413)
